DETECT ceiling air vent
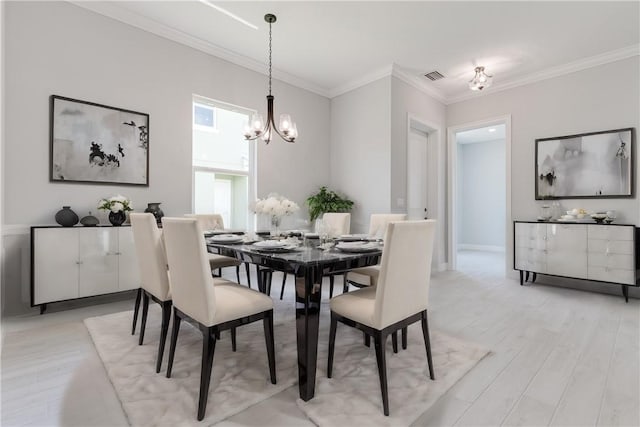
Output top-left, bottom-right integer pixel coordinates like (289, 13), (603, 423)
(424, 71), (445, 81)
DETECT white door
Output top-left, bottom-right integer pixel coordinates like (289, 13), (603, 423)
(78, 228), (119, 297)
(546, 224), (588, 279)
(33, 228), (79, 304)
(407, 127), (429, 220)
(117, 227), (141, 291)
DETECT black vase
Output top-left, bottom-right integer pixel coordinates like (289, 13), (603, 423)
(55, 206), (79, 227)
(109, 211), (126, 226)
(80, 212), (99, 227)
(144, 202), (164, 224)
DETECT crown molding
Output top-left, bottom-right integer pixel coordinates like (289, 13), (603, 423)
(68, 1), (331, 98)
(328, 64), (394, 98)
(391, 65), (447, 104)
(447, 44), (640, 105)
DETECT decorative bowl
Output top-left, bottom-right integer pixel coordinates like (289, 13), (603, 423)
(591, 213), (607, 223)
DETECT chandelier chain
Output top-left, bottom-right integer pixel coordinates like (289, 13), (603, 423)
(268, 20), (272, 96)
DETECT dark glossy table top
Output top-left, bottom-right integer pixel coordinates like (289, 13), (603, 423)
(206, 240), (382, 267)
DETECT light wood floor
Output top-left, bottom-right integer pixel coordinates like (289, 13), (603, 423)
(2, 251), (638, 426)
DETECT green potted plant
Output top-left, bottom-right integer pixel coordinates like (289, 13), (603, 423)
(306, 186), (354, 222)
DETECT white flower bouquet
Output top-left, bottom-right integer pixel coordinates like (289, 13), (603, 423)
(98, 195), (133, 213)
(254, 193), (299, 218)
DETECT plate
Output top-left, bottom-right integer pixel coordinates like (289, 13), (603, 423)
(253, 240), (288, 249)
(209, 234), (244, 243)
(338, 234), (370, 241)
(335, 242), (380, 253)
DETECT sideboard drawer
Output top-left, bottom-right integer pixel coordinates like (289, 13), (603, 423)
(588, 225), (634, 241)
(588, 253), (634, 270)
(588, 266), (635, 285)
(587, 239), (633, 255)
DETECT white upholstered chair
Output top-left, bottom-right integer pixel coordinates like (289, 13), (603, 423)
(130, 213), (172, 373)
(344, 213), (407, 291)
(185, 213), (246, 285)
(322, 212), (351, 238)
(162, 217), (276, 421)
(327, 220), (436, 416)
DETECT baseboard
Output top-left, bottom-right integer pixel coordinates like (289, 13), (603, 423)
(458, 244), (505, 253)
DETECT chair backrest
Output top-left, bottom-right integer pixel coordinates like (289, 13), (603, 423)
(368, 213), (407, 239)
(162, 217), (217, 326)
(322, 212), (351, 237)
(185, 214), (225, 232)
(130, 213), (171, 301)
(373, 220), (436, 329)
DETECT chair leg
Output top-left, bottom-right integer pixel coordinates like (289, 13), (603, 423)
(139, 291), (150, 345)
(329, 275), (335, 298)
(421, 311), (435, 380)
(197, 328), (217, 421)
(231, 327), (237, 352)
(327, 312), (338, 378)
(402, 326), (408, 350)
(236, 265), (241, 284)
(280, 273), (287, 300)
(263, 311), (277, 384)
(374, 332), (390, 416)
(392, 331), (398, 354)
(364, 332), (371, 347)
(166, 308), (182, 378)
(343, 279), (349, 294)
(245, 263), (252, 288)
(156, 301), (172, 373)
(131, 288), (142, 335)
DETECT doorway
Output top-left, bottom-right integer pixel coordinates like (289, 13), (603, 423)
(448, 116), (512, 274)
(406, 115), (445, 269)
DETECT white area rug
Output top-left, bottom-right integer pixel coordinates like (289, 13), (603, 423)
(297, 325), (489, 426)
(86, 296), (488, 426)
(84, 307), (299, 426)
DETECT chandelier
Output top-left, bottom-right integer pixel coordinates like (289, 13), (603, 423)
(468, 66), (493, 91)
(243, 14), (298, 144)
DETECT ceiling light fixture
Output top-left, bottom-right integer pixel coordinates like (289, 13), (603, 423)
(488, 128), (496, 132)
(198, 0), (258, 30)
(243, 14), (297, 144)
(468, 66), (493, 91)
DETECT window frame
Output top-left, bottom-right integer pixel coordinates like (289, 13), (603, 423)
(191, 96), (257, 231)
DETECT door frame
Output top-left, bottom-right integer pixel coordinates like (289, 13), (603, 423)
(407, 113), (446, 270)
(447, 115), (512, 273)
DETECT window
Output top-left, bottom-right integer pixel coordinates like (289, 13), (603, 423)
(192, 96), (255, 230)
(193, 103), (217, 132)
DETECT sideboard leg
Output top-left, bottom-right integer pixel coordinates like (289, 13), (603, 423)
(622, 285), (629, 303)
(40, 304), (47, 315)
(525, 271), (530, 282)
(519, 270), (524, 286)
(532, 272), (537, 283)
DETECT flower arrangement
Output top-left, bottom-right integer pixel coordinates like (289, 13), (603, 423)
(254, 193), (299, 219)
(98, 195), (133, 213)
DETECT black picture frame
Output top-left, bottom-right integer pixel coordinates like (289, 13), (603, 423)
(50, 95), (149, 186)
(535, 128), (634, 200)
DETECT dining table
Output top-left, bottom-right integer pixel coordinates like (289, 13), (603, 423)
(206, 235), (382, 401)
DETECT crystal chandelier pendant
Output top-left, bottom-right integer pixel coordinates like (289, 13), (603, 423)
(468, 66), (493, 91)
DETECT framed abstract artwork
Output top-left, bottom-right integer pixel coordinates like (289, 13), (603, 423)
(535, 128), (634, 199)
(50, 95), (149, 186)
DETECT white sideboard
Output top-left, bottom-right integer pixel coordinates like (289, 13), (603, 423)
(31, 226), (140, 313)
(514, 221), (638, 302)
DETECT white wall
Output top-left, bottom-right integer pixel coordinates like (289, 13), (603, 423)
(2, 1), (330, 315)
(390, 77), (447, 267)
(330, 77), (391, 233)
(448, 57), (640, 225)
(457, 139), (506, 248)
